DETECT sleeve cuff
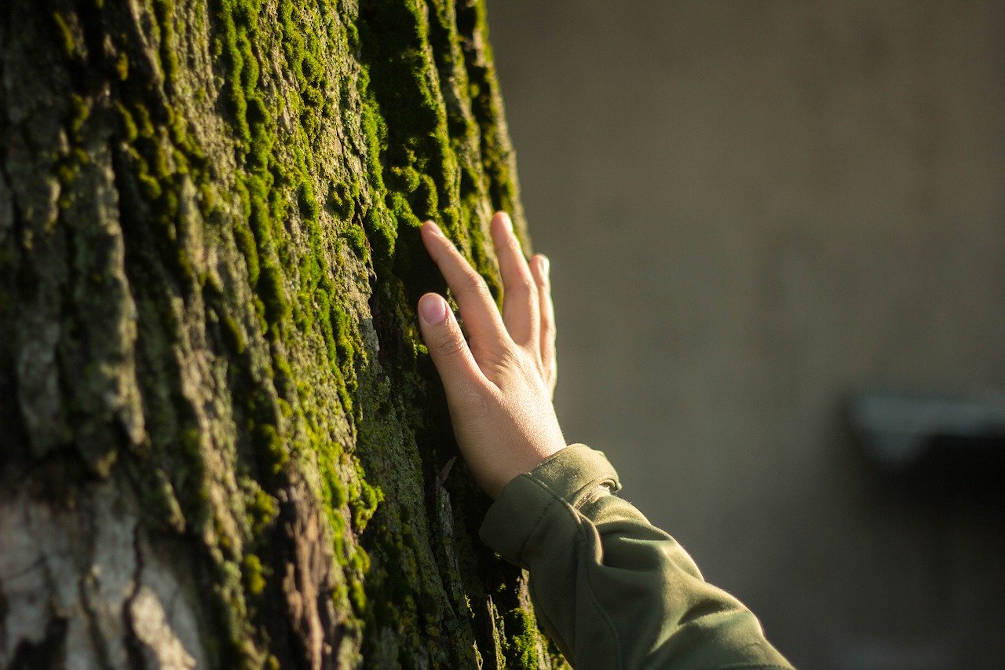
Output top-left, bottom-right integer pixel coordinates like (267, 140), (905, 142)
(478, 444), (621, 565)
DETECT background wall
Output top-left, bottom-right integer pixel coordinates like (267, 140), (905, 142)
(486, 2), (1005, 668)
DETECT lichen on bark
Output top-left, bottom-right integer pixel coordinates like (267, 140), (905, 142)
(0, 0), (561, 667)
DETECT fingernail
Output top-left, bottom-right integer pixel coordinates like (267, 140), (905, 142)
(538, 254), (550, 277)
(425, 221), (443, 236)
(496, 211), (513, 233)
(418, 294), (448, 325)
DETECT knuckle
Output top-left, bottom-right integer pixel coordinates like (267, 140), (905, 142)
(461, 271), (489, 298)
(511, 274), (535, 295)
(497, 342), (523, 365)
(483, 344), (519, 379)
(510, 348), (541, 381)
(434, 329), (467, 358)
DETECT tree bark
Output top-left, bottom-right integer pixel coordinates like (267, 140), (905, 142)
(0, 0), (561, 667)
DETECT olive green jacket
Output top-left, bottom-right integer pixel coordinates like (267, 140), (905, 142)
(480, 444), (794, 669)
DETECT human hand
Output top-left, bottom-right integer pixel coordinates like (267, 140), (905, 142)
(417, 212), (565, 497)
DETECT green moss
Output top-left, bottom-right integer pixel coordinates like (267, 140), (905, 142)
(310, 288), (335, 361)
(253, 423), (287, 475)
(343, 225), (368, 260)
(327, 182), (355, 219)
(302, 86), (324, 109)
(358, 98), (387, 188)
(142, 467), (187, 532)
(69, 94), (90, 140)
(233, 216), (260, 284)
(246, 98), (273, 170)
(242, 554), (267, 595)
(390, 165), (421, 192)
(132, 103), (156, 139)
(330, 477), (348, 508)
(257, 262), (289, 326)
(248, 487), (277, 534)
(247, 185), (273, 243)
(152, 0), (180, 87)
(363, 206), (396, 260)
(51, 10), (84, 60)
(176, 247), (194, 280)
(198, 183), (217, 218)
(502, 607), (540, 669)
(317, 443), (349, 543)
(330, 304), (352, 361)
(349, 579), (367, 614)
(296, 181), (319, 222)
(114, 103), (139, 142)
(222, 313), (247, 354)
(238, 34), (259, 90)
(301, 53), (322, 83)
(411, 172), (438, 219)
(273, 359), (296, 406)
(350, 476), (382, 532)
(115, 51), (129, 80)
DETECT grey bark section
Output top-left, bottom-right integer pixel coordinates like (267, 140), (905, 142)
(0, 0), (559, 668)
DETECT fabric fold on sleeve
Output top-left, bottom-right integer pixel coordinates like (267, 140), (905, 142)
(479, 443), (795, 670)
(479, 444), (619, 566)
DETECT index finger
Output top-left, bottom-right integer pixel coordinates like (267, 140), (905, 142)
(420, 221), (509, 349)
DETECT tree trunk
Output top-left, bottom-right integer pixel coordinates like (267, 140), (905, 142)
(0, 0), (561, 667)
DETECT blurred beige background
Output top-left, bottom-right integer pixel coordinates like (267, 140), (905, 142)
(486, 2), (1005, 668)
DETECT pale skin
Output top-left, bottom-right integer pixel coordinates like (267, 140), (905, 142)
(417, 212), (566, 497)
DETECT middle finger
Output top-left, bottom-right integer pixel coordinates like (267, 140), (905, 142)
(420, 221), (509, 350)
(490, 212), (539, 347)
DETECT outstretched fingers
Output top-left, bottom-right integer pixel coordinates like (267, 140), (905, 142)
(420, 221), (508, 351)
(490, 212), (539, 347)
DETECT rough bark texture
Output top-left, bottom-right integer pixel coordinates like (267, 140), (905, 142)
(0, 0), (561, 667)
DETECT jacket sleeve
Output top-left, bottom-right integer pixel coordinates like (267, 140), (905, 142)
(479, 444), (794, 670)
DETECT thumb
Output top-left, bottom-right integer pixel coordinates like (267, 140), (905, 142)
(418, 293), (485, 395)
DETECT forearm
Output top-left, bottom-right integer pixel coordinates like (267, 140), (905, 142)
(480, 445), (794, 670)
